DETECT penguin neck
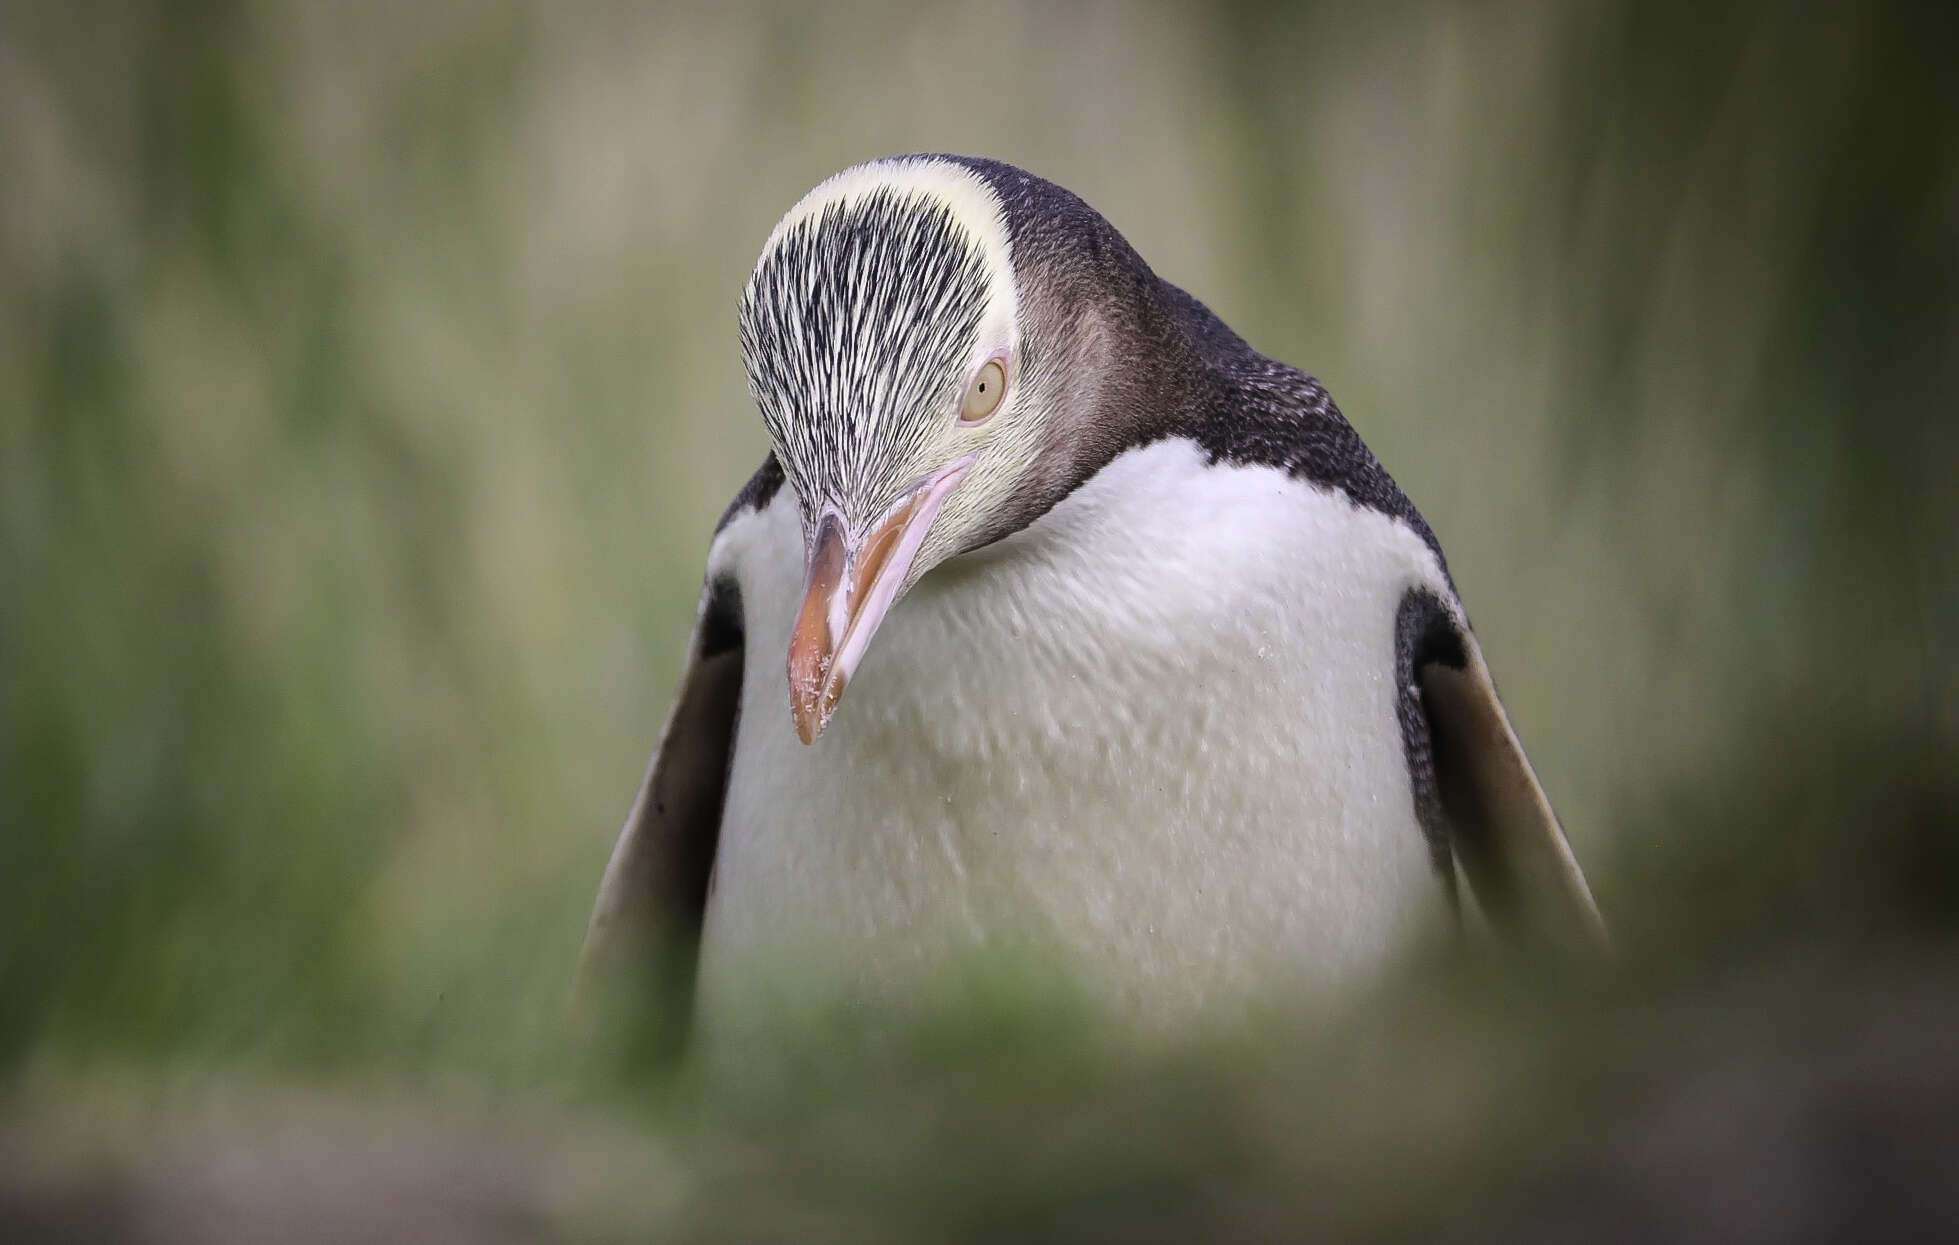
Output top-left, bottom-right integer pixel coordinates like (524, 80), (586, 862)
(1056, 276), (1231, 495)
(961, 257), (1213, 553)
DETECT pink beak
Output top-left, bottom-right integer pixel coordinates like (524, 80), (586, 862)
(786, 457), (975, 743)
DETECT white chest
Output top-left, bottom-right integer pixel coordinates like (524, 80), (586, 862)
(698, 440), (1453, 1028)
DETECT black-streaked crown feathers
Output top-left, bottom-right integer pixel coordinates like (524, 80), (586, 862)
(739, 186), (991, 525)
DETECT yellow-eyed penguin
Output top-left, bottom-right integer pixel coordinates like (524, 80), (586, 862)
(580, 155), (1604, 1046)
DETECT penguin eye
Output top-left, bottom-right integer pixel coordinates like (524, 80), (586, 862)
(959, 359), (1007, 426)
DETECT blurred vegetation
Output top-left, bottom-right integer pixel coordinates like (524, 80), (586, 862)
(1, 0), (1955, 1238)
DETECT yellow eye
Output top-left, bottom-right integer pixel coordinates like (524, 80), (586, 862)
(960, 359), (1007, 424)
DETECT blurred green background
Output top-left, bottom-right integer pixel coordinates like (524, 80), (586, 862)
(3, 0), (1956, 1238)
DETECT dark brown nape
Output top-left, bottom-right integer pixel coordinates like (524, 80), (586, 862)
(934, 155), (1446, 570)
(928, 155), (1211, 552)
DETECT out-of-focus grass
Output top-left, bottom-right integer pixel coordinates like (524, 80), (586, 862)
(8, 727), (1958, 1239)
(1, 0), (1956, 1238)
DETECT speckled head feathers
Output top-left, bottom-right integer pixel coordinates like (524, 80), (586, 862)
(738, 158), (1020, 536)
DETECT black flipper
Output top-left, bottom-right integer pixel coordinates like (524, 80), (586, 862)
(575, 573), (744, 1051)
(1399, 588), (1607, 954)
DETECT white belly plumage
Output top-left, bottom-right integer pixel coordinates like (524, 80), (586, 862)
(696, 439), (1454, 1031)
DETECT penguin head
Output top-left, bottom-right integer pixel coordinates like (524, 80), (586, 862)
(740, 155), (1166, 743)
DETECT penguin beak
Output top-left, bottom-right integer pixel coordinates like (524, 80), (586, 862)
(787, 456), (976, 744)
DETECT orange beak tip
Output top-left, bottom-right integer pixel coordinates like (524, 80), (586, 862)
(788, 676), (823, 745)
(789, 663), (845, 745)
